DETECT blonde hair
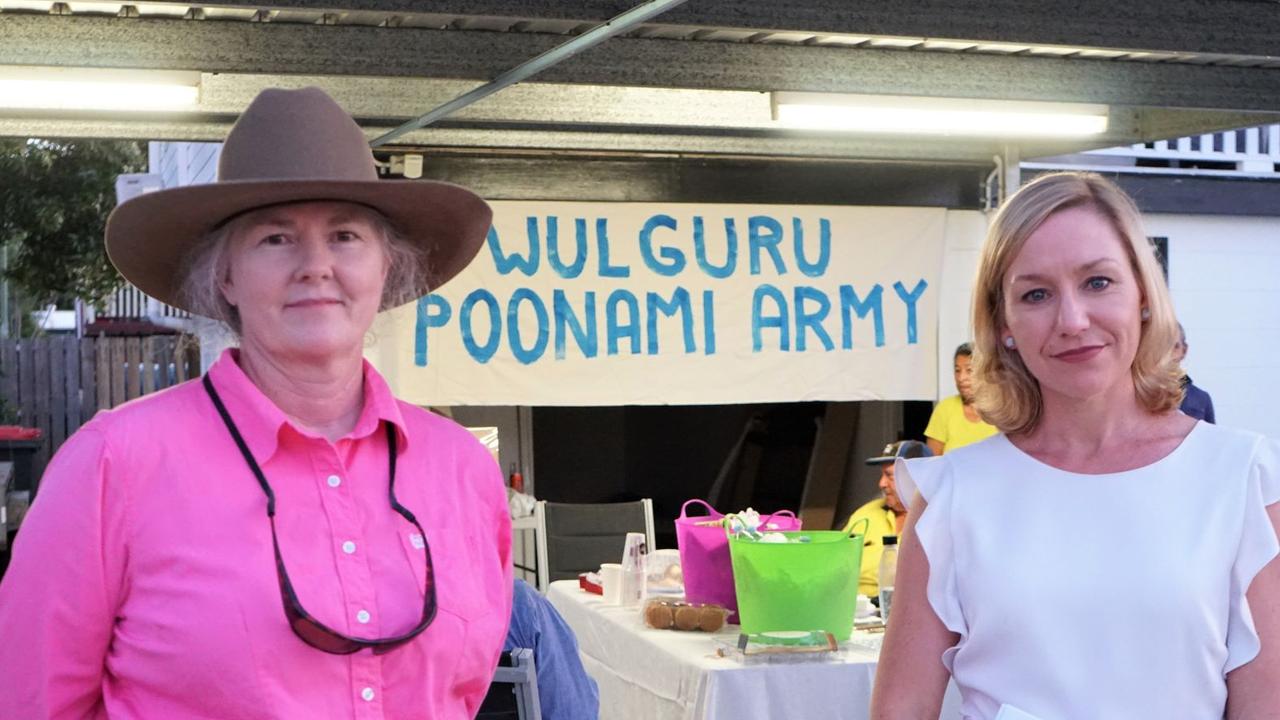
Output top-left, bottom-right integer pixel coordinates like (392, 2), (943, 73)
(971, 172), (1183, 434)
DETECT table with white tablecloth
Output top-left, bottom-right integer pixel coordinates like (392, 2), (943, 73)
(545, 580), (962, 720)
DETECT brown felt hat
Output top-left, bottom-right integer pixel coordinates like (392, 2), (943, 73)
(105, 86), (492, 313)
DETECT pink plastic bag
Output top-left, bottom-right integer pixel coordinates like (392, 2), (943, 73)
(674, 499), (801, 623)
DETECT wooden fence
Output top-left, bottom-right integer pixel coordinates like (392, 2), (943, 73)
(0, 335), (201, 487)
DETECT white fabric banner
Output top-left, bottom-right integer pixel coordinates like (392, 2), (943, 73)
(368, 201), (947, 406)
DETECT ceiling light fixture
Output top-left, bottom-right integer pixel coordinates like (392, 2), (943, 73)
(0, 67), (200, 112)
(773, 92), (1109, 137)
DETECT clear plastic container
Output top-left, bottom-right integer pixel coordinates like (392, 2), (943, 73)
(878, 535), (899, 624)
(642, 598), (731, 632)
(620, 532), (648, 607)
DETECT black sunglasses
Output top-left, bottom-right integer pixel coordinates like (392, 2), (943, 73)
(203, 375), (437, 655)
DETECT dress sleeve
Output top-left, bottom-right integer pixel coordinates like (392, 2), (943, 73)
(897, 455), (967, 671)
(0, 426), (127, 718)
(1225, 435), (1280, 673)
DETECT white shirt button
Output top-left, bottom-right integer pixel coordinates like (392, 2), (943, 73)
(357, 609), (371, 624)
(360, 687), (375, 702)
(342, 541), (356, 554)
(326, 475), (341, 488)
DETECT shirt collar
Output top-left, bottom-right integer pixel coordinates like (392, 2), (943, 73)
(351, 357), (410, 450)
(205, 348), (409, 463)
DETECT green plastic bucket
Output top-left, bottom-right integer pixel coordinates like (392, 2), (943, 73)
(727, 528), (865, 641)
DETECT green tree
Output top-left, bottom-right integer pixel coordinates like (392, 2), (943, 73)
(0, 139), (146, 316)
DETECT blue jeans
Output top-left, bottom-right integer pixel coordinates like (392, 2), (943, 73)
(505, 579), (600, 720)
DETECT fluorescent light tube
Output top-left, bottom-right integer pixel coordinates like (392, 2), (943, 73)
(774, 92), (1108, 137)
(0, 67), (199, 112)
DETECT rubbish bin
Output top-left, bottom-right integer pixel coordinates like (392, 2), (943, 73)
(0, 438), (43, 496)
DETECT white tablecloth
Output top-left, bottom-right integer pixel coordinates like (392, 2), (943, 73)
(546, 580), (962, 720)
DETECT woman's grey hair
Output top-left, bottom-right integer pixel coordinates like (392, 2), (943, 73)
(178, 204), (425, 334)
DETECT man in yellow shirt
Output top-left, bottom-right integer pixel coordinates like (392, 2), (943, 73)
(843, 440), (931, 598)
(925, 342), (998, 455)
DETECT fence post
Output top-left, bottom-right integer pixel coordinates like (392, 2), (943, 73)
(74, 337), (92, 427)
(105, 339), (122, 409)
(124, 338), (142, 402)
(32, 339), (51, 483)
(49, 337), (66, 451)
(18, 339), (34, 428)
(141, 336), (157, 395)
(0, 340), (16, 421)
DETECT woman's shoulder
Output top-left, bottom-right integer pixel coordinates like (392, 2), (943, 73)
(79, 376), (207, 438)
(1184, 418), (1270, 447)
(1180, 421), (1280, 477)
(898, 434), (1015, 501)
(899, 439), (971, 495)
(393, 402), (500, 464)
(934, 394), (964, 413)
(925, 433), (1009, 470)
(394, 402), (471, 437)
(42, 378), (207, 485)
(1157, 420), (1274, 464)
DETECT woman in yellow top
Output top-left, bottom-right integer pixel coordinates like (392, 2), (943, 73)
(924, 343), (998, 454)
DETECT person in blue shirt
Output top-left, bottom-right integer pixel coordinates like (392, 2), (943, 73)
(1174, 324), (1216, 423)
(504, 579), (599, 720)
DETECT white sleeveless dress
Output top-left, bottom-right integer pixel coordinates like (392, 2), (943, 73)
(896, 422), (1280, 720)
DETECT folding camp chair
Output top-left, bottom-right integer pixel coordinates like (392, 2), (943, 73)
(534, 499), (655, 592)
(476, 648), (541, 720)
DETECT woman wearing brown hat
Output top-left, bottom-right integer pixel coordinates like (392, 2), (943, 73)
(0, 88), (512, 718)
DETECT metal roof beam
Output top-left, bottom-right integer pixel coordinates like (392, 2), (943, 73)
(370, 0), (688, 146)
(37, 0), (1279, 59)
(4, 15), (1280, 111)
(0, 115), (1013, 163)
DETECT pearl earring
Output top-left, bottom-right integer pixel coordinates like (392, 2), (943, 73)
(1003, 336), (1016, 349)
(1141, 307), (1151, 321)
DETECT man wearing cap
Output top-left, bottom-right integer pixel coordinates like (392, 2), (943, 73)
(842, 440), (931, 599)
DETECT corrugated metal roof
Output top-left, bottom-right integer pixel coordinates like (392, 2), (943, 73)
(3, 0), (1279, 69)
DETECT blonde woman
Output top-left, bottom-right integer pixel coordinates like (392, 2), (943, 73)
(872, 172), (1280, 719)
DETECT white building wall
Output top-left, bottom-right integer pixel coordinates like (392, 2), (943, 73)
(935, 210), (987, 400)
(148, 141), (229, 370)
(1145, 214), (1280, 440)
(150, 141), (221, 188)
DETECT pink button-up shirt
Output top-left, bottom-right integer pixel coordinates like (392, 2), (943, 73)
(0, 350), (512, 719)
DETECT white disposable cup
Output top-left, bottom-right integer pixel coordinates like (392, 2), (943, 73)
(619, 532), (648, 606)
(621, 532), (648, 570)
(601, 563), (623, 604)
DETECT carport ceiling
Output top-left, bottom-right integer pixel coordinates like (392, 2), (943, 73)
(1, 0), (1278, 163)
